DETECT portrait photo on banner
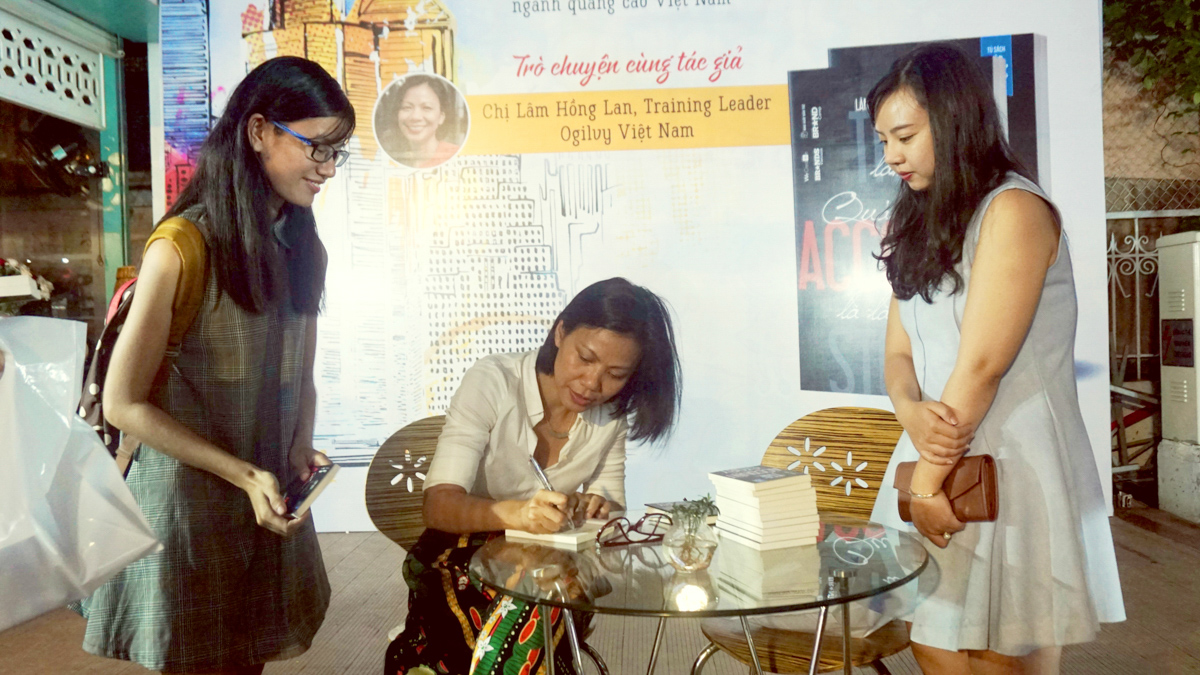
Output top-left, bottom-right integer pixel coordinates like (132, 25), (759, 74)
(373, 72), (470, 170)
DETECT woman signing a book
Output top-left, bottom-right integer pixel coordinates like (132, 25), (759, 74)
(868, 44), (1124, 674)
(385, 277), (681, 675)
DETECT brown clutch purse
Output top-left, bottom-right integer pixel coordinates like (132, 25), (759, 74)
(894, 454), (998, 523)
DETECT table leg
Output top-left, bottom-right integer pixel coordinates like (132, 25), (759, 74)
(841, 575), (852, 675)
(842, 602), (851, 675)
(541, 604), (556, 675)
(739, 615), (764, 675)
(563, 608), (586, 674)
(807, 605), (829, 675)
(645, 616), (667, 675)
(549, 581), (585, 673)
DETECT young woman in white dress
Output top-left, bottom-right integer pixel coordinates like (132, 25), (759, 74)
(868, 44), (1125, 675)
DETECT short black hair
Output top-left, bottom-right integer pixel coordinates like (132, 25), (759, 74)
(536, 278), (681, 444)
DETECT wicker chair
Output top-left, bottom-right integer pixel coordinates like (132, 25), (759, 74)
(365, 415), (446, 551)
(691, 407), (909, 674)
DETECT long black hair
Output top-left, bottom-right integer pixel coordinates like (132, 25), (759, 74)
(869, 43), (1028, 302)
(535, 278), (681, 444)
(166, 56), (355, 314)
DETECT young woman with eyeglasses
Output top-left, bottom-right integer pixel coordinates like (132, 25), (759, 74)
(386, 277), (682, 675)
(75, 56), (354, 675)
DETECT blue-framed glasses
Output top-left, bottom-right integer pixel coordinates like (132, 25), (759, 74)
(271, 121), (350, 167)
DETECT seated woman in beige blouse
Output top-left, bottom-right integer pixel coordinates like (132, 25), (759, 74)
(385, 277), (681, 675)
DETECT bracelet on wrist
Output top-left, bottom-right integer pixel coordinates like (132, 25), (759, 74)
(910, 490), (941, 499)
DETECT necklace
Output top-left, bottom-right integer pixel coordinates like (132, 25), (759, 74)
(545, 427), (570, 439)
(543, 416), (574, 439)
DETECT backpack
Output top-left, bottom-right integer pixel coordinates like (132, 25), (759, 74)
(78, 216), (207, 476)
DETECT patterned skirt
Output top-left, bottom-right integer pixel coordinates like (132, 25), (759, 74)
(385, 529), (589, 675)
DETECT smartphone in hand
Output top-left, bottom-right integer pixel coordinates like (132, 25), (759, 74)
(284, 464), (340, 519)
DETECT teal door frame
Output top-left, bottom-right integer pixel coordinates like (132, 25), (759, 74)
(101, 52), (128, 299)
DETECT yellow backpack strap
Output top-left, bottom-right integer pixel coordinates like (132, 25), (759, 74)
(144, 216), (207, 348)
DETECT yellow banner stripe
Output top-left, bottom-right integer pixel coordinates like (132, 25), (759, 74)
(461, 85), (790, 154)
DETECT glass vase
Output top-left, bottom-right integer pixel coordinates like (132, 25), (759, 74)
(662, 514), (718, 572)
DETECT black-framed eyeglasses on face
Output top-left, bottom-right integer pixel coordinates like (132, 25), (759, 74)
(271, 121), (350, 167)
(596, 513), (673, 547)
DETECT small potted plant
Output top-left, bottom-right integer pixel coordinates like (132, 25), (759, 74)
(663, 495), (720, 572)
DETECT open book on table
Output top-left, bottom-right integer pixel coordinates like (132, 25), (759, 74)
(504, 518), (608, 551)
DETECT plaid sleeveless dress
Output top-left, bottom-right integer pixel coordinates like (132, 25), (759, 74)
(77, 207), (330, 671)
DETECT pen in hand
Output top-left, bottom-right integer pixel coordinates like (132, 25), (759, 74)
(529, 455), (578, 530)
(529, 455), (555, 492)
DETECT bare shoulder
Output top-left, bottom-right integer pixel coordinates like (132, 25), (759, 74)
(981, 188), (1059, 238)
(978, 188), (1060, 262)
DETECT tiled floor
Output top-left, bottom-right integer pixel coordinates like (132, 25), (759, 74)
(2, 509), (1198, 674)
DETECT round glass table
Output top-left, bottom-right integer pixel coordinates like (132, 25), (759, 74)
(469, 517), (929, 675)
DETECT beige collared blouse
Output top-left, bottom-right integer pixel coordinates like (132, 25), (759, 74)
(424, 350), (627, 508)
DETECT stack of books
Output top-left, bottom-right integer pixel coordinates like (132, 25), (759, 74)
(708, 465), (819, 550)
(715, 536), (821, 605)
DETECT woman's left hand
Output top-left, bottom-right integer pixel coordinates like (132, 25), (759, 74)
(289, 445), (333, 482)
(573, 493), (613, 520)
(910, 492), (965, 549)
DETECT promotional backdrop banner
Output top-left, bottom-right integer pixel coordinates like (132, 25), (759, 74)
(156, 0), (1108, 530)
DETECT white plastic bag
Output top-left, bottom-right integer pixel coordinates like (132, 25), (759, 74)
(0, 317), (160, 633)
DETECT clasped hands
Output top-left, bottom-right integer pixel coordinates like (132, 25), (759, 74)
(517, 489), (612, 534)
(896, 399), (973, 549)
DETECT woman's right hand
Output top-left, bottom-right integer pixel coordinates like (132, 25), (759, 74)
(909, 491), (966, 549)
(511, 489), (571, 534)
(240, 466), (309, 536)
(895, 399), (974, 466)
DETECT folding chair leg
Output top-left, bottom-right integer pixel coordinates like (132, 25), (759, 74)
(582, 642), (609, 675)
(871, 659), (893, 674)
(691, 642), (721, 675)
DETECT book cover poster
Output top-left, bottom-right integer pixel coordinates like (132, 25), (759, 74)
(790, 35), (1044, 395)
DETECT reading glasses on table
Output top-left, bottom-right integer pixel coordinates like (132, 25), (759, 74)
(595, 513), (672, 547)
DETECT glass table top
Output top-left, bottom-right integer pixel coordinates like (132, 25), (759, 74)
(468, 517), (929, 618)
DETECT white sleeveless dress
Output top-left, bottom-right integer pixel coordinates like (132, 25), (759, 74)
(870, 173), (1126, 655)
